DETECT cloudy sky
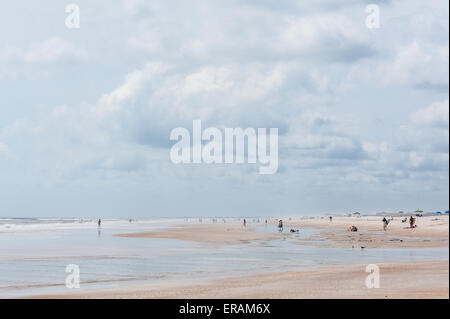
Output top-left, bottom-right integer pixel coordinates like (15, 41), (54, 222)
(0, 0), (448, 218)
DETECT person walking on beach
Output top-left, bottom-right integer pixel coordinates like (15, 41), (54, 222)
(409, 216), (416, 228)
(329, 216), (333, 222)
(382, 217), (389, 231)
(243, 219), (247, 228)
(278, 219), (283, 232)
(98, 219), (101, 227)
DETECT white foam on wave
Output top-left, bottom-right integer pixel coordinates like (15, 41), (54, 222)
(0, 218), (184, 233)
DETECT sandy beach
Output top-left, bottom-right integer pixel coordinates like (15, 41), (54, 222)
(31, 260), (448, 299)
(116, 216), (449, 249)
(1, 216), (447, 299)
(288, 216), (449, 249)
(18, 215), (448, 299)
(292, 216), (449, 238)
(115, 223), (285, 245)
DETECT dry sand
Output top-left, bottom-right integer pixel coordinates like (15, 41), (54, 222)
(31, 260), (449, 299)
(287, 216), (449, 248)
(291, 215), (449, 238)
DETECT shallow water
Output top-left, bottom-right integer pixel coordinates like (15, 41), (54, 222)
(0, 219), (448, 297)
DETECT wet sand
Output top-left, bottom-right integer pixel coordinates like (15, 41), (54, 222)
(20, 216), (449, 299)
(115, 223), (285, 245)
(30, 260), (449, 299)
(116, 216), (449, 249)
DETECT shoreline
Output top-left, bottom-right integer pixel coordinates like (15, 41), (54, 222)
(27, 260), (449, 299)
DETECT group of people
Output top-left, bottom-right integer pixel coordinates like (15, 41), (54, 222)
(278, 220), (299, 233)
(242, 218), (296, 233)
(384, 216), (417, 230)
(242, 218), (289, 233)
(409, 216), (416, 228)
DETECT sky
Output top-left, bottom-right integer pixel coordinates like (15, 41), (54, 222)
(0, 0), (448, 218)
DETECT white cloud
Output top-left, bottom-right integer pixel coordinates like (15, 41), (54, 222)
(276, 14), (372, 61)
(0, 37), (88, 63)
(235, 63), (288, 101)
(380, 41), (428, 84)
(410, 98), (449, 128)
(123, 0), (146, 14)
(377, 39), (448, 87)
(51, 104), (71, 119)
(0, 0), (448, 215)
(92, 62), (167, 116)
(181, 67), (233, 96)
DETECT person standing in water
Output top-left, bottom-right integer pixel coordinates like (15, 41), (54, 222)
(98, 219), (101, 227)
(278, 219), (283, 232)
